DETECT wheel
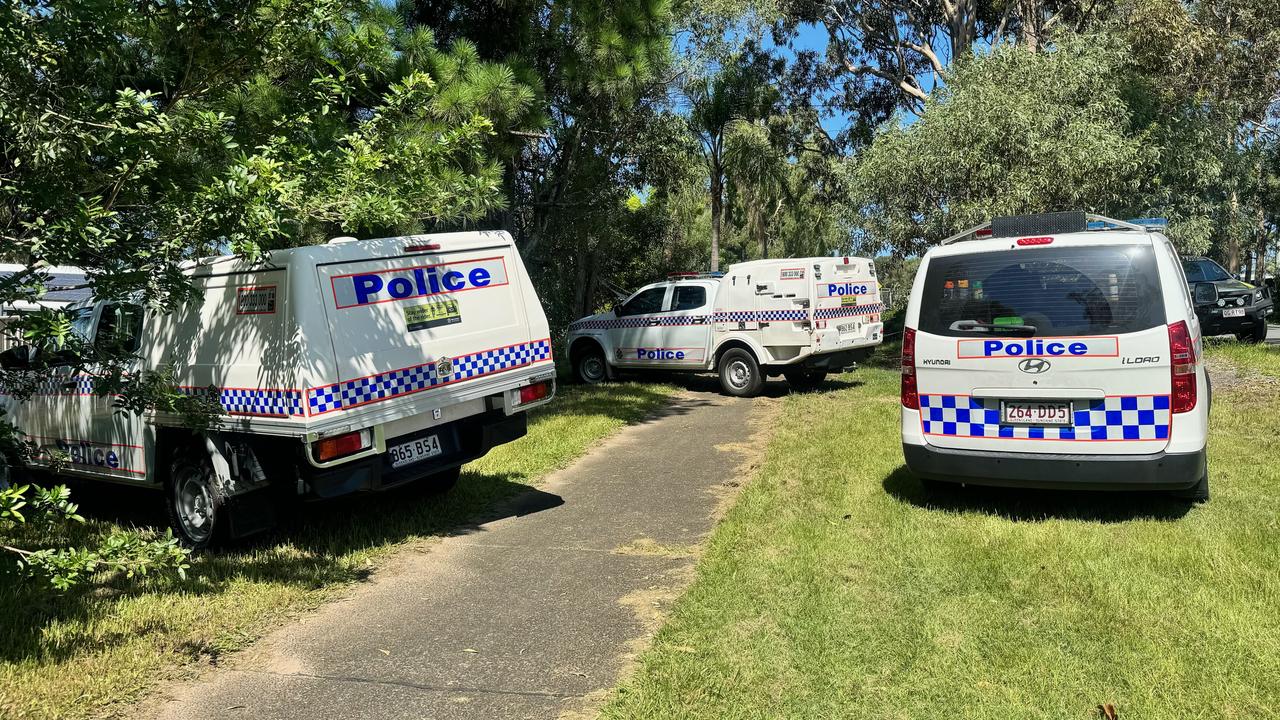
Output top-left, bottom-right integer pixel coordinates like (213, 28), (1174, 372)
(573, 344), (608, 384)
(166, 449), (226, 549)
(784, 369), (827, 392)
(717, 348), (764, 397)
(1172, 472), (1210, 503)
(1240, 324), (1267, 343)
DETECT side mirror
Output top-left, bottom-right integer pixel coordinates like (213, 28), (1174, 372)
(1193, 282), (1218, 305)
(0, 344), (36, 369)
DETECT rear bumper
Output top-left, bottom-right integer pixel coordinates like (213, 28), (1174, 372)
(796, 346), (876, 371)
(902, 442), (1205, 491)
(303, 410), (527, 499)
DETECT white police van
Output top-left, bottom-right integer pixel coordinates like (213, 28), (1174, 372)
(900, 212), (1211, 500)
(566, 257), (884, 396)
(0, 231), (556, 546)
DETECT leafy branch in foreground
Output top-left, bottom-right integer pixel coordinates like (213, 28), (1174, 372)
(0, 476), (191, 592)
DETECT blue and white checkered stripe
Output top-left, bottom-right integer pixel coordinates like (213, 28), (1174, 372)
(30, 374), (95, 394)
(180, 387), (304, 417)
(814, 303), (885, 320)
(307, 339), (553, 415)
(920, 395), (1171, 441)
(712, 309), (807, 323)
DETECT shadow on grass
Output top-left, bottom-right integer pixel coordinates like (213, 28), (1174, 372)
(882, 466), (1193, 523)
(0, 381), (677, 666)
(635, 371), (864, 398)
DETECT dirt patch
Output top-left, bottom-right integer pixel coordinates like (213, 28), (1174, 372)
(1207, 354), (1280, 396)
(709, 395), (782, 520)
(612, 537), (699, 558)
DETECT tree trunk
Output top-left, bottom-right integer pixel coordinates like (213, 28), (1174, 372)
(710, 164), (723, 273)
(1226, 187), (1241, 274)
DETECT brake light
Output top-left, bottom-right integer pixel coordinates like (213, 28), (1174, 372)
(313, 429), (372, 462)
(1017, 236), (1054, 246)
(901, 327), (919, 409)
(1168, 320), (1197, 413)
(518, 380), (551, 405)
(405, 243), (442, 252)
(976, 228), (993, 237)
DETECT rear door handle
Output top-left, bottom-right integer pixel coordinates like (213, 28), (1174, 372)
(647, 318), (661, 326)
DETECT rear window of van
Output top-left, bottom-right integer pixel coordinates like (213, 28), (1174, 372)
(919, 245), (1166, 337)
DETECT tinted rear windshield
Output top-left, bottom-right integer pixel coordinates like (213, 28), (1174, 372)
(919, 245), (1166, 337)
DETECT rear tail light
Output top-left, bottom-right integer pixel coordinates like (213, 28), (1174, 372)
(313, 429), (373, 462)
(518, 380), (552, 405)
(901, 327), (919, 409)
(1168, 320), (1197, 413)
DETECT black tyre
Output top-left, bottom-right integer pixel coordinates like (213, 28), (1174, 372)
(573, 344), (608, 385)
(784, 369), (827, 392)
(718, 347), (764, 397)
(1241, 323), (1268, 344)
(1172, 471), (1210, 503)
(166, 449), (226, 549)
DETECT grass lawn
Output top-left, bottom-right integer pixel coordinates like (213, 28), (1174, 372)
(0, 381), (677, 720)
(605, 342), (1280, 719)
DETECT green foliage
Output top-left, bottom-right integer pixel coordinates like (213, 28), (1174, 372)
(0, 0), (542, 590)
(0, 481), (190, 592)
(853, 37), (1152, 254)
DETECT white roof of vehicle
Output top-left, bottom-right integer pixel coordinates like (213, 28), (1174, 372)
(926, 231), (1159, 259)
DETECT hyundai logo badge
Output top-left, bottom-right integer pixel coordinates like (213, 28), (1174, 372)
(1018, 358), (1051, 374)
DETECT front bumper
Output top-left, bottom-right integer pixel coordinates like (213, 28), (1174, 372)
(902, 442), (1205, 491)
(1195, 301), (1273, 336)
(302, 410), (528, 499)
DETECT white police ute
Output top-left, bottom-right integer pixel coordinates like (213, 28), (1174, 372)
(900, 212), (1211, 500)
(0, 231), (556, 547)
(566, 257), (884, 396)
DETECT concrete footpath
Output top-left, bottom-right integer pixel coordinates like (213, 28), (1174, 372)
(149, 388), (768, 720)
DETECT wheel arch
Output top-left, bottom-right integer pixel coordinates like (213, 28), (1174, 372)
(155, 426), (286, 498)
(712, 337), (764, 368)
(569, 336), (608, 368)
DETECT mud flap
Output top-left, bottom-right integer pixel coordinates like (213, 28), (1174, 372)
(226, 488), (278, 540)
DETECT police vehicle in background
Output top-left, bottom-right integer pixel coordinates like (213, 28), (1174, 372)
(566, 257), (884, 397)
(900, 212), (1211, 501)
(0, 231), (556, 547)
(1181, 255), (1273, 343)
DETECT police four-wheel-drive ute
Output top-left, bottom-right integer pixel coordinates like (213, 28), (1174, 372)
(0, 231), (556, 547)
(566, 257), (884, 396)
(900, 212), (1212, 501)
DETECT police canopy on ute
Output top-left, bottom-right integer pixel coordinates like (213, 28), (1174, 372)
(565, 257), (885, 397)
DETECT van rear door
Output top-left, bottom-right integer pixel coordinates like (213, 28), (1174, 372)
(912, 240), (1172, 455)
(314, 234), (545, 414)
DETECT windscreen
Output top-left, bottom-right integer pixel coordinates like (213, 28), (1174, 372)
(919, 245), (1166, 337)
(1181, 258), (1231, 283)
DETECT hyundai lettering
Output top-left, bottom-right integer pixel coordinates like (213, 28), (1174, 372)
(900, 212), (1211, 501)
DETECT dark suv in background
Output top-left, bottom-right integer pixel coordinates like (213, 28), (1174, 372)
(1182, 257), (1274, 342)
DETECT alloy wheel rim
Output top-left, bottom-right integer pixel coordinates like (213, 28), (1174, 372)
(583, 356), (605, 381)
(176, 474), (213, 542)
